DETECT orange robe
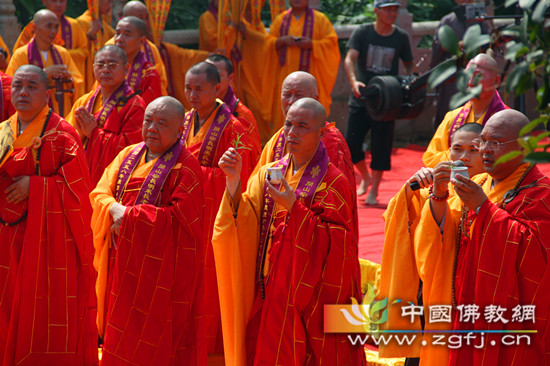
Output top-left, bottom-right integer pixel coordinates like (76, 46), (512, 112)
(447, 165), (550, 365)
(0, 72), (15, 121)
(0, 106), (97, 366)
(90, 143), (207, 365)
(184, 101), (258, 354)
(67, 85), (146, 186)
(263, 8), (340, 136)
(76, 10), (115, 92)
(14, 16), (88, 82)
(212, 145), (365, 366)
(6, 40), (85, 118)
(199, 10), (218, 52)
(157, 42), (208, 110)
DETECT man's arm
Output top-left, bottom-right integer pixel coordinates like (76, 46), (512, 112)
(344, 48), (365, 99)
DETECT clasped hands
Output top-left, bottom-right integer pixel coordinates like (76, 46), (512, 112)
(73, 106), (98, 139)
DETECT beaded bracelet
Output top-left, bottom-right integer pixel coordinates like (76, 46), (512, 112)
(428, 185), (449, 201)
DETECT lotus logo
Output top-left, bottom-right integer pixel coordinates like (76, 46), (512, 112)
(339, 283), (389, 333)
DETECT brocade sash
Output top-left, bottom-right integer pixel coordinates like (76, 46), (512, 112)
(86, 80), (133, 128)
(127, 50), (147, 93)
(27, 37), (63, 68)
(279, 7), (314, 72)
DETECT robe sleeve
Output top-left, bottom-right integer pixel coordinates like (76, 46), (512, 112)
(199, 11), (218, 52)
(139, 66), (163, 106)
(422, 110), (454, 168)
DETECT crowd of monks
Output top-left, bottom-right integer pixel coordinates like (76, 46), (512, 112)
(0, 0), (549, 366)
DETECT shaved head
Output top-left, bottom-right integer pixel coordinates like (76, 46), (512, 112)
(122, 1), (149, 20)
(484, 109), (530, 140)
(117, 16), (147, 37)
(96, 44), (127, 64)
(281, 71), (319, 116)
(33, 9), (57, 25)
(187, 62), (221, 85)
(469, 53), (499, 73)
(14, 65), (49, 89)
(149, 96), (186, 122)
(289, 97), (326, 128)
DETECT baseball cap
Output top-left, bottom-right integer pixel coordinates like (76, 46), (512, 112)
(374, 0), (401, 8)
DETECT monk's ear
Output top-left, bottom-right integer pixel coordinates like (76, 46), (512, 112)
(138, 35), (146, 47)
(228, 72), (234, 84)
(319, 126), (327, 139)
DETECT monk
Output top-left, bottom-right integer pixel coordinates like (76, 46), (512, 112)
(184, 61), (257, 358)
(90, 96), (207, 365)
(0, 71), (15, 121)
(198, 0), (219, 52)
(426, 109), (550, 365)
(214, 98), (365, 365)
(114, 16), (162, 106)
(423, 53), (508, 168)
(263, 0), (340, 135)
(14, 0), (88, 80)
(206, 53), (261, 156)
(7, 9), (85, 118)
(257, 71), (358, 240)
(0, 35), (10, 72)
(0, 65), (97, 365)
(77, 0), (115, 92)
(379, 123), (485, 366)
(67, 45), (146, 186)
(121, 0), (208, 109)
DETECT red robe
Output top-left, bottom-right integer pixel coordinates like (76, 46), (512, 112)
(451, 166), (550, 365)
(129, 60), (162, 106)
(185, 103), (258, 354)
(90, 144), (207, 365)
(0, 72), (15, 121)
(68, 87), (146, 186)
(0, 108), (97, 365)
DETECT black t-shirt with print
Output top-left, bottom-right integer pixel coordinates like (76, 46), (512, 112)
(347, 24), (412, 107)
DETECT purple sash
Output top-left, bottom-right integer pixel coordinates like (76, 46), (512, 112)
(143, 41), (156, 65)
(209, 1), (218, 19)
(159, 43), (173, 96)
(60, 16), (72, 49)
(256, 141), (330, 284)
(86, 80), (133, 128)
(127, 50), (147, 92)
(279, 7), (314, 72)
(115, 140), (183, 205)
(27, 37), (63, 68)
(222, 85), (239, 115)
(197, 103), (232, 166)
(448, 91), (506, 146)
(272, 131), (286, 161)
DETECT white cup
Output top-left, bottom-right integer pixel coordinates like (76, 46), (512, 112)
(451, 166), (469, 180)
(266, 167), (283, 184)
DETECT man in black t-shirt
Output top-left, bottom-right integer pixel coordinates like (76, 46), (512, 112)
(344, 0), (413, 205)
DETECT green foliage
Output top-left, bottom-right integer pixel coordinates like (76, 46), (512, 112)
(14, 0), (87, 25)
(429, 0), (550, 162)
(322, 0), (374, 26)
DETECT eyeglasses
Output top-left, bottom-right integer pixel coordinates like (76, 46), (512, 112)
(472, 138), (518, 150)
(93, 62), (121, 70)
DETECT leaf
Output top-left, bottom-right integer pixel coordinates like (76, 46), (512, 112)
(505, 62), (529, 93)
(505, 0), (519, 7)
(428, 59), (456, 89)
(438, 25), (459, 55)
(519, 0), (537, 9)
(495, 150), (523, 165)
(526, 49), (544, 63)
(519, 117), (547, 136)
(449, 84), (482, 110)
(463, 25), (491, 55)
(504, 41), (528, 61)
(533, 0), (549, 22)
(524, 151), (550, 163)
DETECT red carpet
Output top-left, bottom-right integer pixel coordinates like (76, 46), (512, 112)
(356, 145), (550, 264)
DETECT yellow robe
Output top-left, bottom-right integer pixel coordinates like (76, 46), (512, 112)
(76, 10), (115, 92)
(105, 37), (168, 95)
(379, 174), (486, 366)
(7, 43), (84, 118)
(199, 10), (218, 52)
(14, 16), (88, 84)
(422, 107), (487, 168)
(263, 9), (340, 137)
